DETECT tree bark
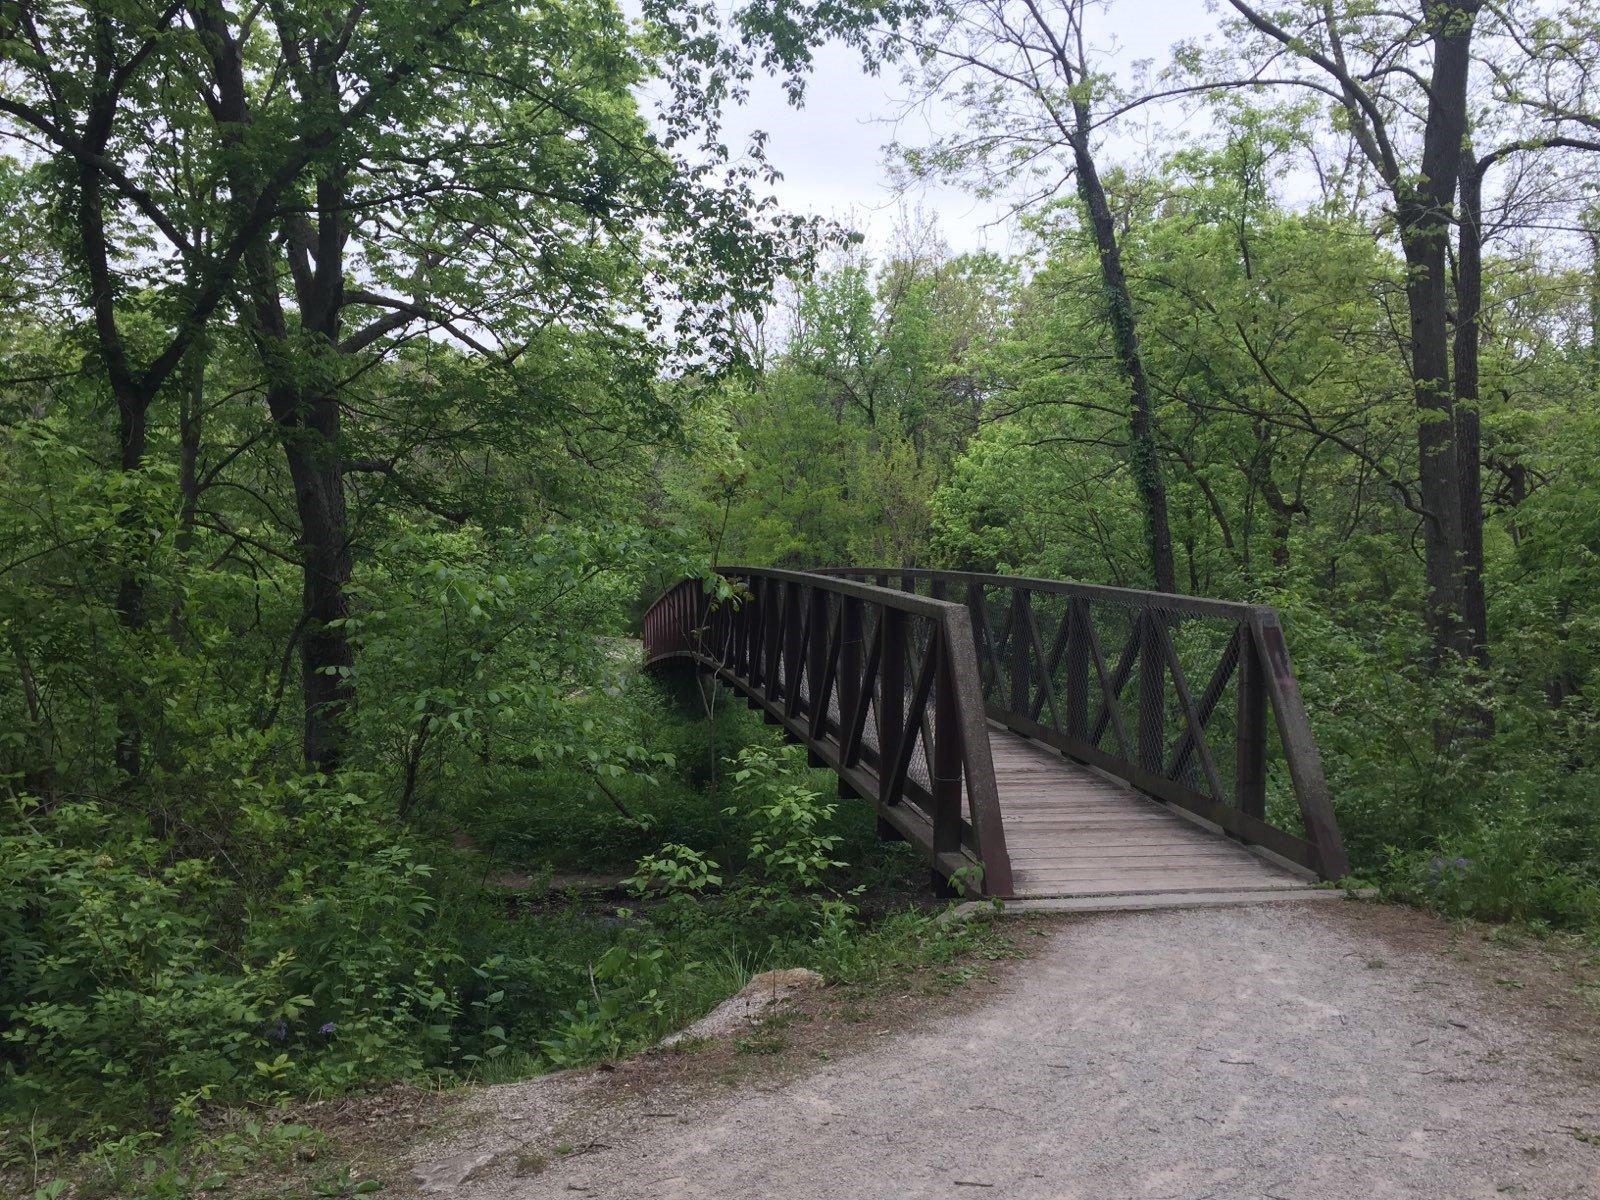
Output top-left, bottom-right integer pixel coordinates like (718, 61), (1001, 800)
(1067, 102), (1178, 594)
(1452, 150), (1490, 677)
(282, 423), (356, 772)
(195, 0), (358, 771)
(1588, 220), (1600, 389)
(1394, 0), (1479, 668)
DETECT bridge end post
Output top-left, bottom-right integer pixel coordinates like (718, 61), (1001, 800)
(1248, 610), (1350, 881)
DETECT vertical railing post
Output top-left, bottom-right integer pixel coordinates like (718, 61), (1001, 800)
(761, 578), (783, 699)
(741, 575), (756, 680)
(966, 581), (989, 691)
(692, 582), (707, 660)
(930, 630), (961, 859)
(806, 586), (829, 724)
(1236, 623), (1267, 819)
(782, 581), (804, 717)
(1137, 610), (1165, 771)
(878, 605), (906, 806)
(1010, 588), (1031, 716)
(1065, 598), (1089, 741)
(838, 596), (864, 769)
(745, 582), (758, 686)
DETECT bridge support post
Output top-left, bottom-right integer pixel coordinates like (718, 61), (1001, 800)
(781, 581), (804, 716)
(761, 577), (783, 701)
(1236, 625), (1268, 820)
(930, 635), (962, 856)
(805, 585), (830, 730)
(1065, 598), (1089, 741)
(837, 597), (864, 766)
(878, 607), (907, 809)
(1010, 589), (1032, 714)
(1137, 612), (1165, 772)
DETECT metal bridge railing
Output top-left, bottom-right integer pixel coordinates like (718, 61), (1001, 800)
(821, 568), (1348, 880)
(643, 567), (1014, 897)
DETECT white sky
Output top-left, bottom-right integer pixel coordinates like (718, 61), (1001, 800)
(715, 0), (1225, 254)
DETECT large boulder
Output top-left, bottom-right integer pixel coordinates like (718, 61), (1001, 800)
(660, 968), (824, 1047)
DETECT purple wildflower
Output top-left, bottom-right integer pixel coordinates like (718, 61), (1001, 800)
(319, 1021), (337, 1035)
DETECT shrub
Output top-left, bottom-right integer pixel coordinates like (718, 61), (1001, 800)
(1, 803), (297, 1134)
(1378, 814), (1600, 929)
(0, 780), (499, 1138)
(726, 742), (846, 892)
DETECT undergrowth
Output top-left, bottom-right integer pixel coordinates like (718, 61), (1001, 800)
(2, 676), (998, 1199)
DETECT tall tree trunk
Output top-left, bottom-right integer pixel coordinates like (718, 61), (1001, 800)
(176, 344), (204, 546)
(1588, 217), (1600, 389)
(281, 418), (356, 772)
(78, 71), (152, 782)
(1453, 152), (1491, 679)
(196, 1), (359, 771)
(245, 240), (357, 773)
(1395, 0), (1478, 670)
(1067, 104), (1177, 593)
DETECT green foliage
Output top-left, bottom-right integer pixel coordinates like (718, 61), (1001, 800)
(537, 926), (678, 1067)
(0, 786), (495, 1139)
(626, 844), (724, 896)
(11, 4), (1600, 1189)
(2, 802), (298, 1134)
(727, 742), (847, 892)
(1378, 820), (1600, 930)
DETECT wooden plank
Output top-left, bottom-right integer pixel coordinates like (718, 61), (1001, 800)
(987, 712), (1323, 872)
(1011, 879), (1309, 898)
(1008, 845), (1271, 860)
(1012, 860), (1286, 877)
(1017, 870), (1305, 889)
(1004, 838), (1241, 857)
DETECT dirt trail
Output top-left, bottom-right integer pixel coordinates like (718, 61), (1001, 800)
(436, 902), (1600, 1199)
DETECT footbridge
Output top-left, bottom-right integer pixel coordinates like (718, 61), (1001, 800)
(642, 568), (1348, 901)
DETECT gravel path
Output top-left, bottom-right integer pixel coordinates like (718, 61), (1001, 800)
(464, 903), (1600, 1199)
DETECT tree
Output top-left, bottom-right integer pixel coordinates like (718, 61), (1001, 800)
(889, 0), (1179, 591)
(1222, 0), (1486, 675)
(2, 0), (897, 771)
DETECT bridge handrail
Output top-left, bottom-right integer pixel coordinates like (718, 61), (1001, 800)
(821, 567), (1348, 880)
(643, 566), (1015, 897)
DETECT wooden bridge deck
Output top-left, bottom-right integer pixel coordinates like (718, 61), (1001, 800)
(989, 728), (1313, 899)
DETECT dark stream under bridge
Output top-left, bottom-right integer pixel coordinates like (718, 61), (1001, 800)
(642, 568), (1348, 902)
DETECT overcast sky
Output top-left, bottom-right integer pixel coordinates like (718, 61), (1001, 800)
(715, 0), (1227, 255)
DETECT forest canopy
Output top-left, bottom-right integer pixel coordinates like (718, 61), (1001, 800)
(4, 0), (1600, 1188)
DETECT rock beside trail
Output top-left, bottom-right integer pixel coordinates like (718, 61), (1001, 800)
(413, 1149), (498, 1194)
(660, 968), (824, 1047)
